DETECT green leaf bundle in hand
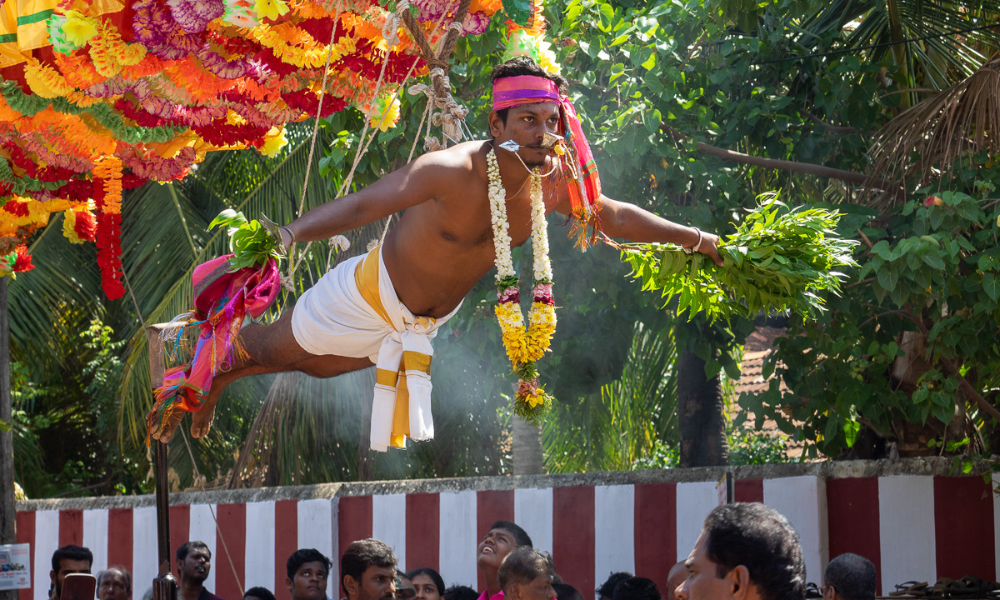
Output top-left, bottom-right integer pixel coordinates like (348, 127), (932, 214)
(209, 209), (282, 271)
(623, 197), (859, 322)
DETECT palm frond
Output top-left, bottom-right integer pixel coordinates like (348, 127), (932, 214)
(866, 52), (1000, 206)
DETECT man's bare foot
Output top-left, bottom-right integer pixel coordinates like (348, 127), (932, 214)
(190, 396), (221, 438)
(148, 408), (185, 443)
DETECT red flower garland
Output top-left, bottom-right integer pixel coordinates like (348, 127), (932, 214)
(92, 176), (125, 299)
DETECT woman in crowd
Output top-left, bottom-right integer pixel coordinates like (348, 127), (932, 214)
(407, 568), (445, 600)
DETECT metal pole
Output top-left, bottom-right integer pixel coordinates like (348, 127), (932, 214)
(0, 279), (18, 600)
(148, 326), (177, 600)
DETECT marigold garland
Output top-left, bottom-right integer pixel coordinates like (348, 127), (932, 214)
(487, 148), (556, 422)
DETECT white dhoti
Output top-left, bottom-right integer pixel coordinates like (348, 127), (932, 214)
(291, 245), (462, 452)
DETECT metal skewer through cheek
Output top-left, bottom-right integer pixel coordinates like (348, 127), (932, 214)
(497, 133), (564, 177)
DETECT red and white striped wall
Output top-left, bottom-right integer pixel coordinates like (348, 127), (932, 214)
(14, 471), (998, 600)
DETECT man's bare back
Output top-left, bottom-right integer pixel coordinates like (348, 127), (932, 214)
(149, 100), (723, 443)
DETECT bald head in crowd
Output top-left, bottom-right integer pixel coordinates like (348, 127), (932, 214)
(823, 554), (876, 600)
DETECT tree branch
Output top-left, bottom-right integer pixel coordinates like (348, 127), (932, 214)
(907, 306), (1000, 422)
(661, 125), (902, 193)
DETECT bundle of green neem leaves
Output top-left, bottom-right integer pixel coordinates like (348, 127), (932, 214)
(209, 209), (282, 270)
(622, 197), (859, 322)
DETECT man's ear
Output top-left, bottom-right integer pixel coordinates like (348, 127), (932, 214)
(286, 577), (294, 596)
(344, 575), (360, 599)
(488, 111), (503, 138)
(730, 566), (752, 600)
(505, 584), (518, 600)
(50, 570), (57, 589)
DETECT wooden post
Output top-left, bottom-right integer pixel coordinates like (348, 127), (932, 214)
(147, 324), (184, 600)
(0, 279), (17, 600)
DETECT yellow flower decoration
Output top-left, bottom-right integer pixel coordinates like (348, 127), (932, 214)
(260, 126), (287, 157)
(368, 96), (400, 132)
(63, 11), (99, 47)
(254, 0), (290, 22)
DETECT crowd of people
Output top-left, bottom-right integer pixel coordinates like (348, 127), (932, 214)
(46, 503), (877, 600)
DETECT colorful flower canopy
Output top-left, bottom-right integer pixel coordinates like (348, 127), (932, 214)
(0, 0), (506, 296)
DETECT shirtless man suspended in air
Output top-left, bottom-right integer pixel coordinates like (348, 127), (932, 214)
(148, 56), (723, 449)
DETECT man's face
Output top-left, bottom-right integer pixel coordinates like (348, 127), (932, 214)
(395, 575), (415, 600)
(51, 559), (92, 599)
(287, 560), (329, 600)
(98, 570), (130, 600)
(348, 565), (396, 600)
(178, 547), (211, 583)
(676, 532), (738, 600)
(512, 574), (556, 600)
(489, 103), (561, 168)
(667, 562), (690, 600)
(477, 528), (518, 571)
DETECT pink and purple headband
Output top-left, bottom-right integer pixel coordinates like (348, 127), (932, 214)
(492, 75), (561, 111)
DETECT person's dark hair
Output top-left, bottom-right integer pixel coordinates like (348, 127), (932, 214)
(489, 520), (533, 549)
(443, 585), (478, 600)
(341, 539), (397, 595)
(245, 587), (277, 600)
(489, 57), (570, 125)
(406, 568), (445, 596)
(611, 577), (661, 600)
(824, 554), (876, 600)
(703, 503), (806, 600)
(498, 547), (551, 593)
(597, 573), (633, 600)
(176, 541), (210, 562)
(52, 546), (93, 572)
(554, 583), (584, 600)
(287, 548), (332, 580)
(97, 566), (132, 595)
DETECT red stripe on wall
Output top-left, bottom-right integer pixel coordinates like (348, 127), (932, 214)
(735, 479), (763, 503)
(215, 503), (248, 600)
(107, 508), (133, 575)
(553, 486), (595, 600)
(406, 494), (440, 572)
(933, 476), (995, 581)
(634, 483), (677, 593)
(826, 478), (880, 594)
(338, 496), (373, 565)
(16, 511), (35, 600)
(274, 499), (299, 600)
(170, 504), (191, 572)
(476, 490), (514, 592)
(59, 510), (83, 547)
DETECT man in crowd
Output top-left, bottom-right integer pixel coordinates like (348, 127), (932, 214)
(497, 548), (556, 600)
(176, 541), (223, 600)
(478, 521), (533, 600)
(612, 578), (661, 600)
(286, 548), (332, 600)
(598, 574), (632, 600)
(341, 539), (397, 600)
(244, 587), (277, 600)
(97, 566), (132, 600)
(49, 545), (92, 600)
(823, 554), (877, 600)
(676, 503), (805, 600)
(665, 562), (688, 600)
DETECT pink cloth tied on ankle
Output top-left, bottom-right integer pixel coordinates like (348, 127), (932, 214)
(146, 255), (281, 443)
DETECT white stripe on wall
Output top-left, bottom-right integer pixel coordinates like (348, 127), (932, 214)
(189, 504), (218, 593)
(373, 495), (407, 570)
(132, 506), (157, 600)
(298, 499), (335, 599)
(83, 509), (110, 576)
(515, 488), (554, 554)
(33, 511), (59, 600)
(594, 485), (635, 587)
(763, 476), (828, 584)
(878, 476), (936, 591)
(439, 491), (478, 588)
(675, 481), (718, 562)
(245, 501), (276, 593)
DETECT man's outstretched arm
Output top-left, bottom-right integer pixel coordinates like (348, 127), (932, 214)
(559, 194), (724, 266)
(278, 150), (463, 245)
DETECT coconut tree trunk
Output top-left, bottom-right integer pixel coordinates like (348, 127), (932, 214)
(677, 320), (729, 467)
(0, 281), (16, 600)
(512, 416), (544, 475)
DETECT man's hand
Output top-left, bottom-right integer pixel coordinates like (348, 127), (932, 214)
(699, 232), (724, 267)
